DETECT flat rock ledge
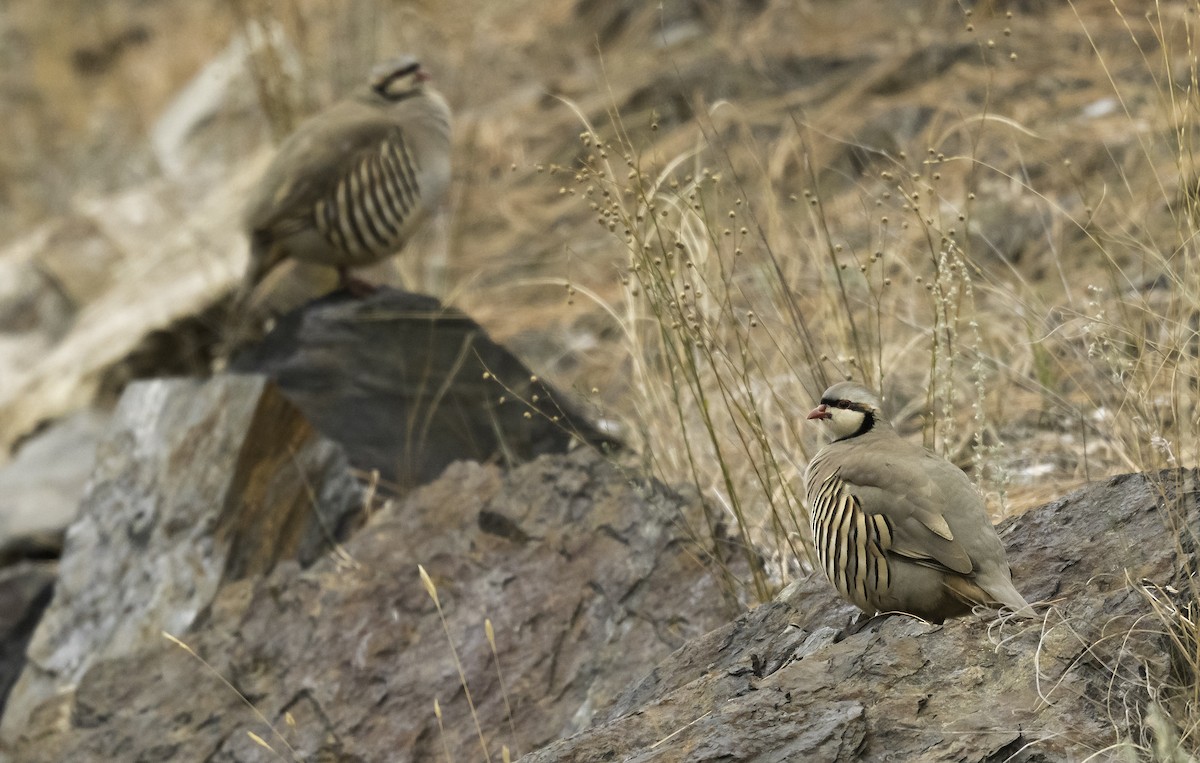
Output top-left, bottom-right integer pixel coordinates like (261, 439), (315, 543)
(525, 469), (1200, 762)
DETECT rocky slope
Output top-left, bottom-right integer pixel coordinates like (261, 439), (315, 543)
(1, 329), (1195, 759)
(1, 365), (742, 761)
(526, 470), (1200, 761)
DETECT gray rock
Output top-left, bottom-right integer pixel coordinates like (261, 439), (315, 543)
(521, 470), (1200, 762)
(231, 287), (621, 490)
(0, 161), (261, 460)
(0, 408), (109, 564)
(1, 387), (1195, 761)
(3, 449), (739, 762)
(0, 375), (363, 743)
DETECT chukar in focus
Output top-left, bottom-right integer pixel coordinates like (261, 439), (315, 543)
(804, 382), (1031, 623)
(241, 55), (452, 295)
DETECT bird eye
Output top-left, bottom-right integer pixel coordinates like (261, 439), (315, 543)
(835, 400), (851, 409)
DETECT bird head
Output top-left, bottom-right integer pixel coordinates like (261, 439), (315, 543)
(369, 56), (431, 102)
(807, 382), (883, 441)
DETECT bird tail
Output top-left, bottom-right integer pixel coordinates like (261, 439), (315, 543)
(982, 575), (1035, 618)
(944, 573), (1035, 619)
(217, 236), (281, 366)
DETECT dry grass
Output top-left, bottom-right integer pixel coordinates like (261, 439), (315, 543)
(525, 2), (1197, 573)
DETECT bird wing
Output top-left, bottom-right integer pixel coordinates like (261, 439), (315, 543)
(244, 102), (412, 237)
(829, 446), (977, 576)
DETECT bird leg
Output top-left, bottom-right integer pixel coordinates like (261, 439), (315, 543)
(337, 266), (380, 298)
(846, 610), (890, 636)
(840, 610), (924, 639)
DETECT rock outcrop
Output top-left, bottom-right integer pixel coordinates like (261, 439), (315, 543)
(3, 439), (738, 761)
(524, 470), (1200, 762)
(1, 2), (1196, 759)
(0, 375), (364, 745)
(232, 287), (621, 490)
(2, 366), (1195, 762)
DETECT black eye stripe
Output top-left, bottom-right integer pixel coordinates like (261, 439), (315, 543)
(821, 398), (863, 411)
(382, 64), (419, 85)
(372, 62), (422, 96)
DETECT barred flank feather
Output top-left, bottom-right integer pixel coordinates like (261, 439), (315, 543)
(809, 465), (893, 613)
(312, 132), (423, 263)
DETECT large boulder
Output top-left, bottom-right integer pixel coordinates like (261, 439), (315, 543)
(232, 287), (621, 490)
(0, 375), (364, 746)
(3, 446), (739, 761)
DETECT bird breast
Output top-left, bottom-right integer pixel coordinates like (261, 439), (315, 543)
(807, 462), (896, 613)
(310, 130), (428, 263)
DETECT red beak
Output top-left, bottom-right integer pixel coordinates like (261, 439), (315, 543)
(807, 404), (830, 421)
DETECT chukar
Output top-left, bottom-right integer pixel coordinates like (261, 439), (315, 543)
(241, 55), (452, 294)
(804, 382), (1031, 623)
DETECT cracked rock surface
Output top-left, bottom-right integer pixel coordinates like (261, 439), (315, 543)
(4, 444), (738, 762)
(0, 376), (365, 753)
(523, 470), (1200, 762)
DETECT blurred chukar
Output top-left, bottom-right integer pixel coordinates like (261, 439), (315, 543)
(804, 382), (1031, 623)
(241, 55), (452, 295)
